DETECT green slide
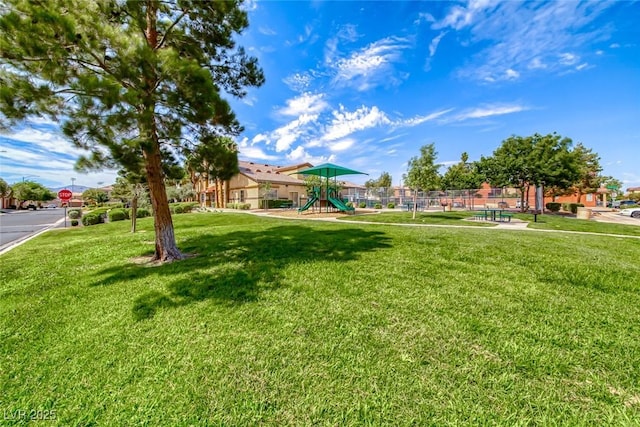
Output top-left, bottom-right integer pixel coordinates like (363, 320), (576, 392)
(298, 195), (318, 212)
(328, 196), (354, 212)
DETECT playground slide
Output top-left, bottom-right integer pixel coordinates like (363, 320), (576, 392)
(328, 196), (354, 212)
(298, 195), (318, 212)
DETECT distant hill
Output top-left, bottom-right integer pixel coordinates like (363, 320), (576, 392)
(49, 185), (91, 193)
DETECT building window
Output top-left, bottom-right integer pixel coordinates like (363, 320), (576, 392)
(586, 194), (593, 202)
(240, 190), (245, 202)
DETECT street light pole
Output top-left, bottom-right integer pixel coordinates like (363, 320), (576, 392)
(71, 177), (76, 193)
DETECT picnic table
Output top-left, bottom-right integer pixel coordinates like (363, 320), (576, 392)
(473, 209), (513, 222)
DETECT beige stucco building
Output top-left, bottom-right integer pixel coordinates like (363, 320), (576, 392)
(196, 161), (312, 209)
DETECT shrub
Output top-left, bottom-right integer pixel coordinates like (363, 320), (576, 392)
(346, 202), (354, 208)
(260, 199), (293, 209)
(81, 214), (100, 226)
(108, 209), (127, 222)
(358, 202), (367, 208)
(387, 203), (395, 209)
(374, 203), (382, 209)
(70, 219), (79, 227)
(183, 202), (199, 212)
(136, 208), (151, 218)
(568, 203), (584, 214)
(545, 202), (561, 212)
(228, 203), (251, 210)
(68, 209), (82, 219)
(174, 205), (185, 214)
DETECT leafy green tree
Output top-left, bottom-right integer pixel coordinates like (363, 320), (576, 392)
(10, 181), (55, 208)
(82, 188), (109, 206)
(441, 152), (484, 208)
(0, 177), (12, 208)
(110, 173), (149, 233)
(365, 172), (393, 198)
(479, 133), (580, 211)
(404, 144), (441, 219)
(0, 1), (264, 261)
(166, 183), (195, 203)
(559, 143), (602, 203)
(185, 136), (239, 208)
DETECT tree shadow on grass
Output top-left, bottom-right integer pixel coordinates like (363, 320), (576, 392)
(91, 225), (392, 320)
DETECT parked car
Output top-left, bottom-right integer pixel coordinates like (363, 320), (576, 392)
(608, 200), (637, 208)
(619, 207), (640, 218)
(45, 204), (58, 209)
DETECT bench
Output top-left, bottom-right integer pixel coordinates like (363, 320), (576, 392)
(472, 213), (487, 221)
(498, 212), (513, 222)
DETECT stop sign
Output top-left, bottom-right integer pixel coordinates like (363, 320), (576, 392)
(58, 189), (73, 201)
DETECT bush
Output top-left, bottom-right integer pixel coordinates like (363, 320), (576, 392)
(174, 205), (185, 214)
(108, 209), (127, 222)
(81, 214), (100, 226)
(260, 199), (293, 209)
(227, 203), (251, 210)
(387, 203), (395, 209)
(71, 219), (79, 227)
(562, 203), (584, 214)
(68, 209), (82, 219)
(374, 203), (382, 209)
(136, 208), (151, 218)
(545, 202), (561, 212)
(358, 202), (366, 208)
(346, 202), (354, 208)
(568, 203), (584, 214)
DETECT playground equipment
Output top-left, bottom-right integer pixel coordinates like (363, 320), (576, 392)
(298, 187), (320, 212)
(296, 163), (367, 213)
(328, 190), (354, 212)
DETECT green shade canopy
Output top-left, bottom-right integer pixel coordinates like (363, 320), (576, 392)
(297, 163), (368, 178)
(296, 163), (367, 212)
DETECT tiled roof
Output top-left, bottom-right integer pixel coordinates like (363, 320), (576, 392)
(238, 161), (306, 185)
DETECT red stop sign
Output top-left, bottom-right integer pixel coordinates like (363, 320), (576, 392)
(58, 189), (73, 201)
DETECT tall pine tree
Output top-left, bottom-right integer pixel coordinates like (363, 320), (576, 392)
(0, 0), (264, 261)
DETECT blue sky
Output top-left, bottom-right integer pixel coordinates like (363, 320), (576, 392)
(1, 0), (639, 191)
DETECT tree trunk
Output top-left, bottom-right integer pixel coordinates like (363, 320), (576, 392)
(143, 143), (183, 261)
(412, 189), (417, 220)
(130, 194), (138, 233)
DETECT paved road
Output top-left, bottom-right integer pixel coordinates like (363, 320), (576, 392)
(0, 209), (66, 252)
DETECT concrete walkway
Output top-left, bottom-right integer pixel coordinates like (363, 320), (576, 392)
(244, 209), (640, 240)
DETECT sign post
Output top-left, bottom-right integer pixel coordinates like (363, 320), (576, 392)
(58, 189), (73, 227)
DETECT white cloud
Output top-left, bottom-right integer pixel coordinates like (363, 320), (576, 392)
(575, 63), (589, 71)
(435, 1), (614, 82)
(332, 36), (411, 91)
(273, 114), (318, 152)
(323, 105), (391, 141)
(239, 146), (279, 161)
(286, 145), (335, 165)
(282, 72), (315, 92)
(328, 138), (356, 152)
(528, 57), (547, 69)
(396, 108), (454, 127)
(278, 93), (329, 117)
(429, 31), (447, 57)
(610, 43), (620, 48)
(505, 68), (520, 79)
(452, 104), (527, 121)
(559, 52), (579, 65)
(252, 133), (268, 144)
(4, 127), (78, 157)
(258, 26), (277, 36)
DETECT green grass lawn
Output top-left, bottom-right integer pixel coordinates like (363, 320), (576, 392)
(2, 212), (640, 425)
(515, 213), (640, 236)
(345, 210), (497, 226)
